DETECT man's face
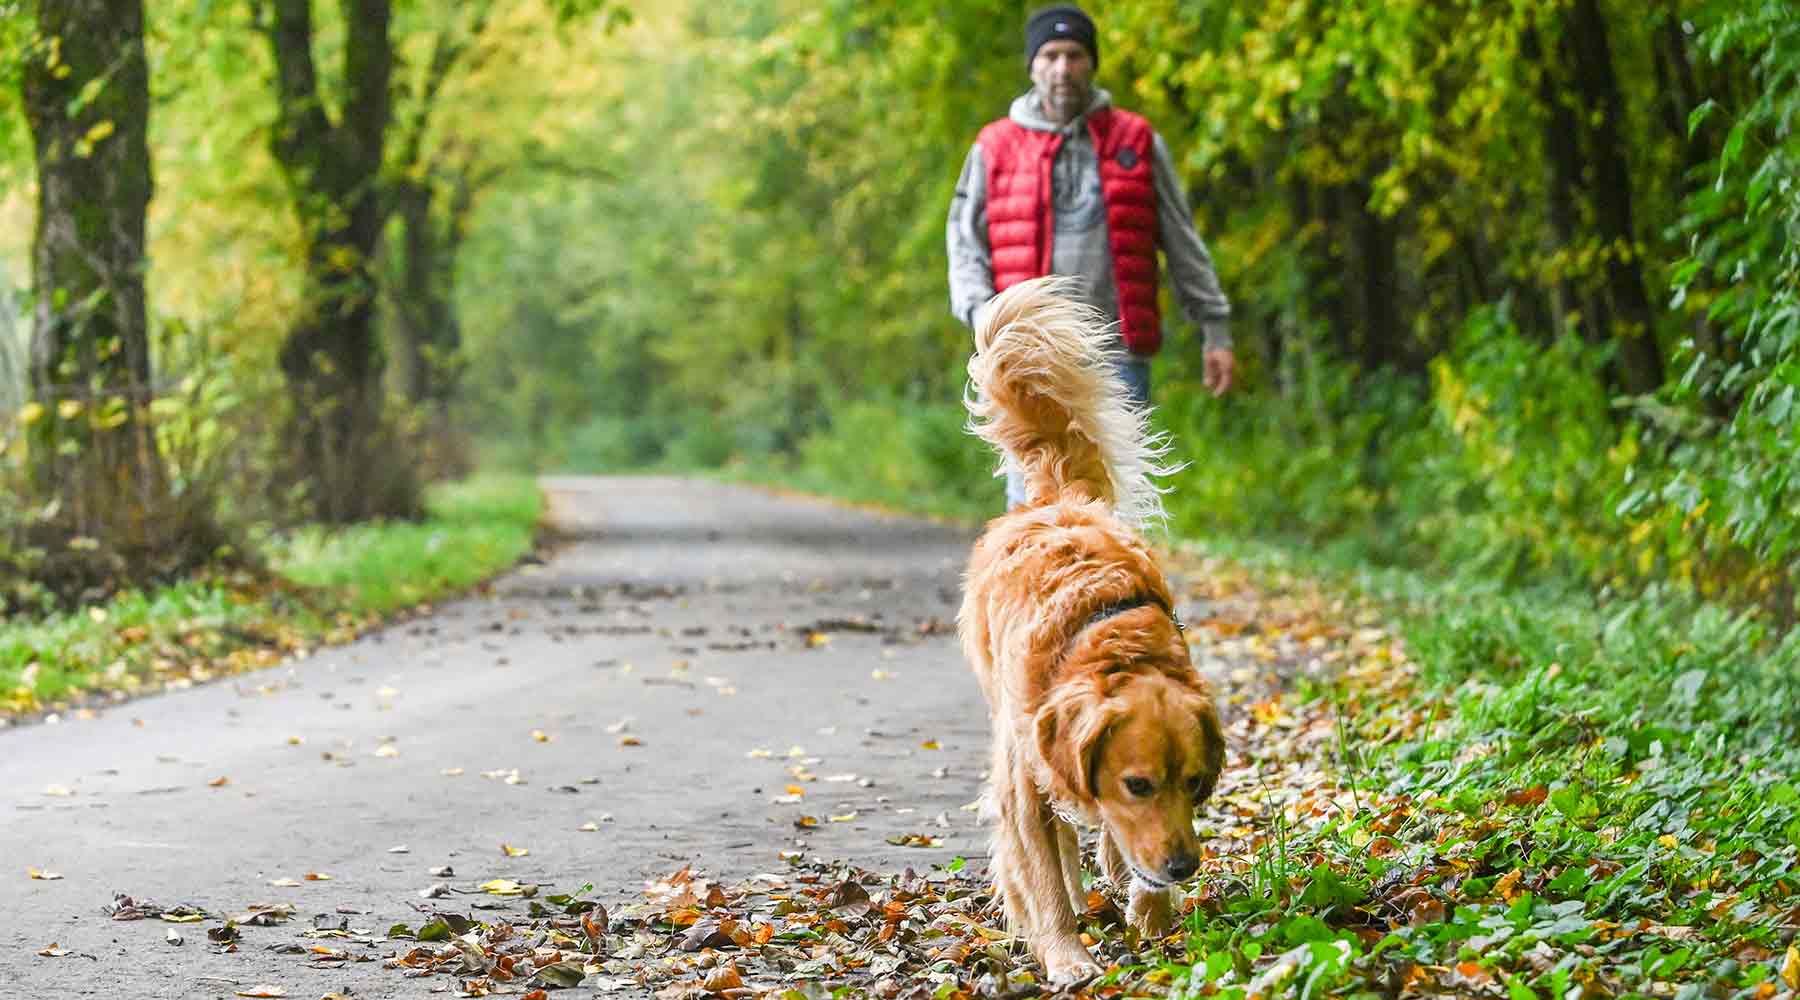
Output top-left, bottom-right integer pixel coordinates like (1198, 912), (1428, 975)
(1030, 38), (1094, 124)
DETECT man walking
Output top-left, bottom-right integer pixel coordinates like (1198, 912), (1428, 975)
(947, 4), (1234, 506)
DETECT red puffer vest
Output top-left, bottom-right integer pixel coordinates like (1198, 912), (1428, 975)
(978, 107), (1161, 354)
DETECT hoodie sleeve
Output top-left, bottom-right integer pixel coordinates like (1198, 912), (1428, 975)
(1151, 133), (1232, 350)
(946, 143), (994, 330)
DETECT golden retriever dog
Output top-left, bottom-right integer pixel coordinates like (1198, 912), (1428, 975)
(958, 277), (1227, 983)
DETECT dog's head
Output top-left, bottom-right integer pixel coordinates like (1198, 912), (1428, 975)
(1036, 669), (1225, 888)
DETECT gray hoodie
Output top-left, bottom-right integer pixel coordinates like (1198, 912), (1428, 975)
(946, 87), (1232, 350)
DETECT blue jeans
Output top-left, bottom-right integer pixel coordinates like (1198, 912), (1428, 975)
(1004, 355), (1151, 507)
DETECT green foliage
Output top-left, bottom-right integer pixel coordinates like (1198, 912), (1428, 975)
(275, 474), (540, 613)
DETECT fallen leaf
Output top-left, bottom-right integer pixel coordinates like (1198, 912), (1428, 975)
(578, 822), (600, 832)
(43, 785), (74, 797)
(27, 867), (63, 880)
(480, 878), (530, 896)
(703, 962), (743, 992)
(269, 878), (302, 888)
(531, 730), (552, 743)
(302, 873), (332, 882)
(1782, 944), (1799, 992)
(234, 987), (287, 998)
(374, 744), (400, 758)
(387, 845), (409, 854)
(618, 735), (642, 747)
(501, 843), (530, 857)
(441, 767), (465, 777)
(208, 776), (230, 788)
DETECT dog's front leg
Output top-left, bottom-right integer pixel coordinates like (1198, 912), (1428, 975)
(995, 788), (1099, 984)
(1096, 828), (1128, 886)
(1127, 877), (1177, 939)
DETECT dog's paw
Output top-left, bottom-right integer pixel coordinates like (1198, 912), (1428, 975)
(1127, 881), (1177, 938)
(1043, 940), (1103, 985)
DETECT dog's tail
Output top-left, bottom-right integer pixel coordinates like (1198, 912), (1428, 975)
(965, 276), (1177, 527)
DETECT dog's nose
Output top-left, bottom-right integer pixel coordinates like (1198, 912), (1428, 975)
(1165, 852), (1198, 881)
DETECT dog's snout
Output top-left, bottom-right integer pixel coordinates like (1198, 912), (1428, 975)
(1165, 852), (1198, 882)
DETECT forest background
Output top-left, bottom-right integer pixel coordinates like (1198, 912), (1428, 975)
(0, 0), (1795, 616)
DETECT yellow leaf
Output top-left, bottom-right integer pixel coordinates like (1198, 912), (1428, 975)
(480, 879), (527, 896)
(83, 120), (115, 145)
(501, 843), (529, 857)
(806, 632), (830, 647)
(302, 872), (331, 881)
(1657, 834), (1679, 850)
(27, 868), (64, 880)
(18, 402), (44, 424)
(531, 729), (551, 742)
(1781, 944), (1798, 991)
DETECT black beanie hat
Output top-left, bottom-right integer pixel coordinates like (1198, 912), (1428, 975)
(1025, 5), (1098, 71)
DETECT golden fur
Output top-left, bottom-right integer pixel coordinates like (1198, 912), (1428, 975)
(959, 278), (1227, 983)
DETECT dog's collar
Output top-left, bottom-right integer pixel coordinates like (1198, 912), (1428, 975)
(1084, 594), (1184, 633)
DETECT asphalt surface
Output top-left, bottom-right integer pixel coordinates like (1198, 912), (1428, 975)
(1, 477), (997, 998)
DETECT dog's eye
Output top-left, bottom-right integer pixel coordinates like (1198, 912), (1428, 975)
(1124, 777), (1154, 797)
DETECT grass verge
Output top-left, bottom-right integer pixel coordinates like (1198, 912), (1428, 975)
(1156, 544), (1800, 999)
(0, 474), (542, 723)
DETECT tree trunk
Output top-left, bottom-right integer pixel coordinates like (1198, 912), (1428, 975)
(1347, 177), (1404, 373)
(1521, 23), (1595, 346)
(259, 0), (418, 522)
(20, 0), (185, 568)
(1563, 0), (1665, 395)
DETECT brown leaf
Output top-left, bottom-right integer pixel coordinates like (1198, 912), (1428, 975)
(828, 879), (872, 918)
(1504, 785), (1548, 808)
(234, 987), (287, 998)
(702, 962), (743, 993)
(678, 919), (736, 952)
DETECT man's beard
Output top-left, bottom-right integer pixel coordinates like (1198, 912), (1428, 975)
(1041, 83), (1088, 124)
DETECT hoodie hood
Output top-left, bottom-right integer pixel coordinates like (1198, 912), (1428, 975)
(1009, 86), (1113, 134)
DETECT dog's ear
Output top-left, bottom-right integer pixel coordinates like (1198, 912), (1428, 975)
(1034, 682), (1118, 806)
(1184, 688), (1227, 803)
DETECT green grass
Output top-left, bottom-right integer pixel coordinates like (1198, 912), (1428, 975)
(1155, 543), (1800, 999)
(275, 473), (542, 613)
(1, 475), (542, 717)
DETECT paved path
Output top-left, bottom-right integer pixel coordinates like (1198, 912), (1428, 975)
(2, 477), (996, 998)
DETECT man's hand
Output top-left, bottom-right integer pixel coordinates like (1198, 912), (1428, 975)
(1203, 348), (1235, 397)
